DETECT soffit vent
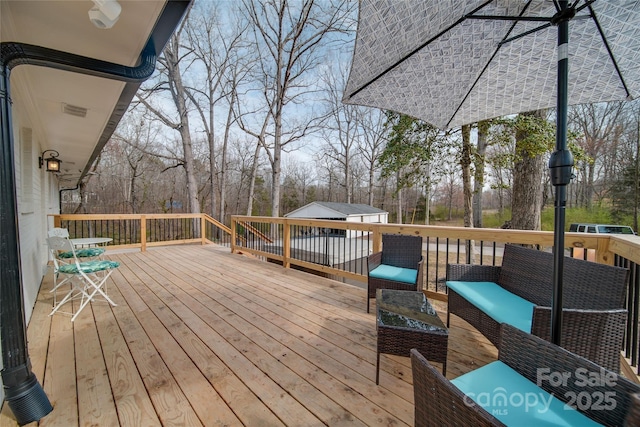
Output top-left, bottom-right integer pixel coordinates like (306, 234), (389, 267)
(62, 103), (88, 118)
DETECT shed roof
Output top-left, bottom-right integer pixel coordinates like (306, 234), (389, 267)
(285, 202), (387, 218)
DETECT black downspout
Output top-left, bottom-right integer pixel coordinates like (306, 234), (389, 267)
(59, 186), (79, 214)
(0, 37), (159, 425)
(0, 48), (53, 426)
(0, 2), (191, 420)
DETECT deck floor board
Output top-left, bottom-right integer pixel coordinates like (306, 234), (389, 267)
(2, 245), (497, 427)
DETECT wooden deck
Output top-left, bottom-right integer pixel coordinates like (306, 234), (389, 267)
(1, 244), (498, 427)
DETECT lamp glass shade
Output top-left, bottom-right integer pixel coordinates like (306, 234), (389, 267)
(45, 158), (61, 172)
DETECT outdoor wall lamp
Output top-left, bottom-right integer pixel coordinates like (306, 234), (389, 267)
(39, 150), (61, 172)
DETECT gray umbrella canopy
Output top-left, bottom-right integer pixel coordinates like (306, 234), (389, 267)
(344, 0), (640, 345)
(343, 0), (640, 130)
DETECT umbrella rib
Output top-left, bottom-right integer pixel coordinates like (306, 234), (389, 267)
(588, 4), (632, 100)
(445, 1), (535, 128)
(499, 22), (553, 45)
(347, 0), (495, 100)
(466, 15), (550, 22)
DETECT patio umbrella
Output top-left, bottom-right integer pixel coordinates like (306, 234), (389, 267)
(343, 0), (640, 345)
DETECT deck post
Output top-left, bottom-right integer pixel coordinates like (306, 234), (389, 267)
(230, 217), (237, 254)
(201, 214), (206, 245)
(283, 219), (291, 269)
(141, 215), (147, 252)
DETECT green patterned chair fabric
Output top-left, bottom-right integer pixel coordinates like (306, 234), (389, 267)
(57, 247), (105, 259)
(58, 260), (120, 274)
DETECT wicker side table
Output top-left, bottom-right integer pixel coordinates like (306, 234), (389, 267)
(376, 289), (448, 385)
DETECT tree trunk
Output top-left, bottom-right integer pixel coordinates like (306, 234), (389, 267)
(586, 162), (595, 210)
(461, 124), (473, 228)
(511, 111), (546, 231)
(634, 118), (639, 232)
(208, 93), (217, 219)
(271, 133), (281, 217)
(424, 164), (431, 225)
(368, 167), (375, 206)
(345, 149), (351, 204)
(396, 172), (403, 224)
(246, 141), (261, 216)
(219, 89), (235, 224)
(473, 121), (488, 228)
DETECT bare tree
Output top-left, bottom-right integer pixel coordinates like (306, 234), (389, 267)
(318, 64), (360, 203)
(473, 120), (490, 228)
(136, 9), (201, 214)
(570, 102), (625, 208)
(460, 124), (474, 228)
(240, 0), (354, 217)
(111, 117), (164, 213)
(357, 108), (387, 206)
(186, 3), (249, 221)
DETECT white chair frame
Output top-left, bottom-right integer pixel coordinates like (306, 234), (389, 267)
(47, 235), (118, 321)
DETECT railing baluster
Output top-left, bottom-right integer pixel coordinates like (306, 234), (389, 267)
(631, 262), (639, 373)
(52, 213), (640, 373)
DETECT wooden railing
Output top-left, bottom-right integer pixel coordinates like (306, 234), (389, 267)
(230, 215), (635, 283)
(51, 213), (232, 251)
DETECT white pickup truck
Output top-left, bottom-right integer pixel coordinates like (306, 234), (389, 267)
(569, 223), (636, 235)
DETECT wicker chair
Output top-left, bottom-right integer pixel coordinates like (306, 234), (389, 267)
(411, 324), (640, 427)
(366, 234), (424, 313)
(446, 244), (629, 372)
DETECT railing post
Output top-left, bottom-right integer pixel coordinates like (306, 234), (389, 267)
(373, 225), (382, 254)
(283, 219), (291, 269)
(53, 215), (61, 228)
(140, 215), (147, 252)
(230, 217), (237, 254)
(596, 237), (614, 265)
(201, 214), (206, 246)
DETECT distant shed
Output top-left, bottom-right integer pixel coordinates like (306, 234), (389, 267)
(285, 201), (388, 223)
(285, 202), (388, 239)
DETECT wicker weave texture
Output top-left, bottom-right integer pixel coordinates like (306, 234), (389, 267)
(410, 324), (640, 427)
(496, 244), (629, 309)
(379, 234), (423, 268)
(447, 289), (502, 347)
(446, 244), (629, 372)
(625, 394), (640, 426)
(378, 326), (448, 381)
(532, 307), (627, 373)
(499, 324), (640, 427)
(366, 234), (424, 313)
(411, 349), (505, 427)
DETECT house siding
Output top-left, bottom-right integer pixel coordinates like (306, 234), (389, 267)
(1, 92), (56, 404)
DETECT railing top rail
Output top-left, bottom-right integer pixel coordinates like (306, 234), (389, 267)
(231, 216), (612, 250)
(232, 215), (287, 225)
(53, 213), (203, 220)
(610, 235), (640, 265)
(204, 214), (232, 234)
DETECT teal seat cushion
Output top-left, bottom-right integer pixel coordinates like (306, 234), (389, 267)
(446, 281), (534, 333)
(451, 361), (601, 426)
(59, 260), (119, 274)
(369, 264), (417, 284)
(58, 247), (105, 259)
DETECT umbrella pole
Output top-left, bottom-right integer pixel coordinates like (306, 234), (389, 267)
(549, 1), (575, 345)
